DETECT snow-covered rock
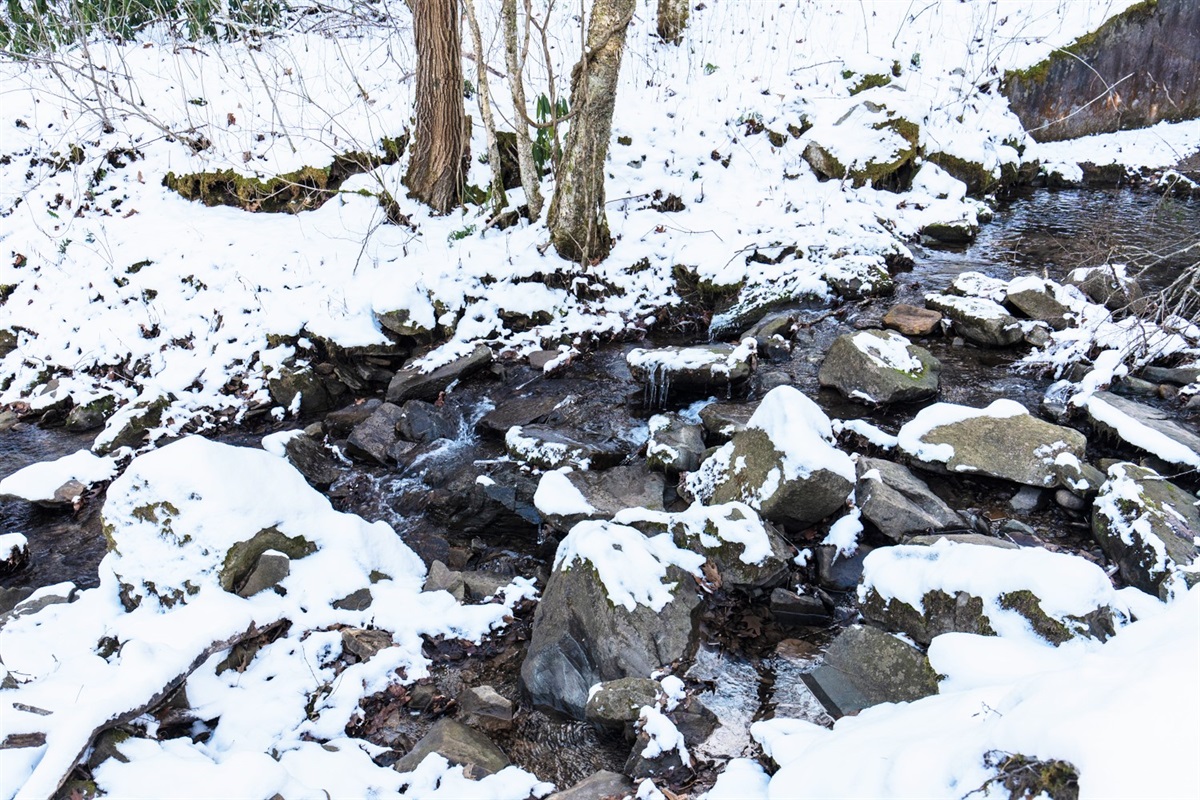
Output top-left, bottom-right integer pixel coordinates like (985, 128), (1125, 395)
(1083, 391), (1200, 470)
(924, 292), (1024, 346)
(533, 465), (665, 531)
(645, 414), (705, 475)
(818, 329), (941, 405)
(626, 341), (756, 406)
(855, 457), (964, 540)
(0, 450), (118, 507)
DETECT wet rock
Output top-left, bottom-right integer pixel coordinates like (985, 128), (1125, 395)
(1120, 376), (1161, 397)
(742, 313), (796, 360)
(64, 396), (115, 433)
(386, 344), (493, 404)
(688, 387), (854, 529)
(1066, 264), (1144, 313)
(534, 465), (665, 532)
(323, 399), (381, 439)
(898, 399), (1091, 490)
(922, 220), (977, 244)
(1140, 365), (1200, 386)
(669, 695), (718, 744)
(457, 685), (514, 733)
(476, 394), (560, 436)
(425, 463), (542, 537)
(94, 395), (172, 454)
(267, 362), (334, 416)
(1092, 462), (1200, 597)
(1082, 391), (1200, 471)
(770, 588), (833, 628)
(856, 457), (963, 540)
(816, 543), (871, 592)
(545, 770), (634, 800)
(341, 628), (394, 662)
(819, 330), (940, 405)
(1005, 279), (1072, 330)
(698, 402), (753, 442)
(882, 304), (942, 337)
(345, 402), (405, 464)
(0, 533), (29, 576)
(626, 341), (756, 406)
(585, 678), (661, 730)
(859, 541), (1117, 646)
(392, 717), (510, 779)
(505, 425), (628, 471)
(284, 434), (343, 490)
(396, 399), (456, 444)
(924, 293), (1024, 347)
(520, 522), (703, 719)
(646, 414), (705, 475)
(801, 625), (939, 718)
(235, 549), (289, 597)
(0, 586), (35, 617)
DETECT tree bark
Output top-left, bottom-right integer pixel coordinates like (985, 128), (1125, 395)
(405, 0), (467, 214)
(547, 0), (635, 264)
(656, 0), (688, 45)
(502, 0), (544, 220)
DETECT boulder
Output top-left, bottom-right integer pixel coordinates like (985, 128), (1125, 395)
(802, 103), (919, 190)
(856, 457), (964, 540)
(476, 394), (560, 436)
(235, 549), (290, 597)
(1140, 365), (1200, 386)
(1083, 391), (1200, 470)
(626, 341), (756, 406)
(267, 362), (333, 416)
(505, 425), (628, 471)
(386, 344), (493, 404)
(1092, 462), (1200, 597)
(858, 540), (1119, 646)
(800, 625), (939, 719)
(1066, 264), (1144, 313)
(93, 395), (172, 454)
(882, 304), (942, 336)
(585, 678), (661, 729)
(345, 402), (405, 464)
(64, 396), (115, 433)
(457, 685), (514, 733)
(545, 770), (634, 800)
(392, 718), (509, 779)
(520, 521), (704, 719)
(395, 399), (456, 444)
(698, 402), (753, 442)
(687, 387), (854, 528)
(897, 399), (1093, 490)
(816, 543), (871, 592)
(323, 399), (381, 439)
(921, 220), (977, 244)
(1004, 277), (1072, 330)
(770, 588), (834, 628)
(924, 293), (1024, 346)
(646, 414), (706, 475)
(818, 330), (941, 405)
(534, 465), (665, 531)
(283, 434), (343, 490)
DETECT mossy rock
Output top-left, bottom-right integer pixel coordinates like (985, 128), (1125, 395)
(64, 395), (116, 432)
(266, 361), (334, 416)
(219, 526), (316, 594)
(860, 588), (995, 646)
(0, 328), (16, 357)
(847, 72), (892, 95)
(980, 752), (1080, 800)
(95, 395), (172, 454)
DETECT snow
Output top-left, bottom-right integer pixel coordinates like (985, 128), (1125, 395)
(850, 330), (923, 374)
(832, 418), (900, 449)
(824, 508), (863, 557)
(1083, 394), (1200, 469)
(0, 450), (119, 502)
(533, 468), (597, 517)
(0, 532), (28, 560)
(614, 502), (777, 566)
(260, 429), (305, 458)
(637, 705), (691, 765)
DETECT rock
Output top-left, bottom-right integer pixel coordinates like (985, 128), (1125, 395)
(375, 307), (433, 338)
(423, 560), (467, 601)
(64, 396), (115, 433)
(883, 304), (942, 336)
(0, 583), (77, 632)
(925, 293), (1024, 346)
(669, 695), (718, 744)
(626, 341), (756, 406)
(816, 543), (871, 592)
(267, 362), (334, 416)
(0, 328), (16, 357)
(859, 540), (1118, 646)
(545, 770), (634, 800)
(698, 402), (753, 442)
(396, 399), (456, 444)
(392, 717), (510, 779)
(1092, 462), (1200, 597)
(386, 345), (493, 404)
(0, 533), (29, 576)
(819, 330), (940, 405)
(904, 532), (1018, 549)
(520, 521), (704, 719)
(93, 395), (172, 454)
(457, 685), (514, 732)
(855, 457), (963, 540)
(1055, 488), (1089, 511)
(235, 549), (290, 597)
(332, 587), (373, 611)
(323, 399), (381, 439)
(754, 370), (794, 393)
(800, 625), (939, 718)
(1005, 279), (1072, 330)
(1140, 365), (1200, 386)
(1066, 264), (1144, 313)
(283, 434), (343, 490)
(476, 394), (560, 436)
(1082, 391), (1200, 470)
(687, 387), (854, 529)
(341, 628), (394, 662)
(615, 502), (795, 589)
(345, 402), (405, 464)
(770, 588), (834, 628)
(803, 103), (919, 190)
(219, 527), (315, 598)
(534, 465), (665, 531)
(898, 399), (1091, 490)
(585, 678), (661, 729)
(625, 719), (691, 782)
(505, 425), (628, 470)
(1008, 486), (1048, 513)
(922, 220), (977, 244)
(646, 414), (706, 475)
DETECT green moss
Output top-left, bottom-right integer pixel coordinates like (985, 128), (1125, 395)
(980, 752), (1080, 800)
(220, 526), (317, 594)
(998, 589), (1073, 645)
(848, 73), (892, 95)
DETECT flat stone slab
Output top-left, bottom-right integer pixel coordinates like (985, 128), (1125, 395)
(1083, 391), (1200, 469)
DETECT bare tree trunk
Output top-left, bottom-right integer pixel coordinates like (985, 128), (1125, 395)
(405, 0), (466, 214)
(463, 0), (507, 215)
(502, 0), (544, 219)
(547, 0), (635, 264)
(656, 0), (688, 44)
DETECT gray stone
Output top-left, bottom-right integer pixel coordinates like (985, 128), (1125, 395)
(1066, 265), (1145, 313)
(267, 362), (334, 416)
(64, 396), (115, 433)
(476, 395), (560, 436)
(235, 550), (290, 597)
(754, 370), (794, 393)
(585, 678), (661, 729)
(925, 292), (1024, 347)
(536, 465), (665, 532)
(625, 726), (690, 782)
(545, 770), (634, 800)
(0, 584), (77, 631)
(345, 402), (405, 464)
(284, 434), (343, 490)
(1055, 488), (1089, 511)
(375, 308), (433, 338)
(770, 588), (834, 628)
(669, 695), (718, 744)
(520, 543), (703, 720)
(1140, 365), (1200, 386)
(1006, 285), (1072, 330)
(392, 718), (509, 779)
(883, 304), (942, 336)
(1008, 486), (1048, 513)
(646, 414), (706, 475)
(626, 343), (755, 405)
(457, 685), (514, 732)
(816, 544), (871, 592)
(819, 330), (940, 405)
(505, 425), (628, 470)
(1092, 462), (1200, 597)
(341, 628), (394, 662)
(922, 220), (977, 244)
(323, 399), (381, 439)
(387, 345), (493, 404)
(904, 533), (1019, 549)
(396, 399), (455, 444)
(856, 457), (963, 540)
(94, 395), (172, 454)
(1119, 376), (1161, 397)
(332, 587), (373, 611)
(801, 625), (939, 718)
(1084, 391), (1200, 469)
(698, 402), (753, 442)
(423, 560), (466, 601)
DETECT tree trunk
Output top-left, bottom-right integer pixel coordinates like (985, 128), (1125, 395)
(405, 0), (466, 214)
(502, 0), (544, 220)
(656, 0), (688, 44)
(547, 0), (635, 265)
(463, 0), (506, 215)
